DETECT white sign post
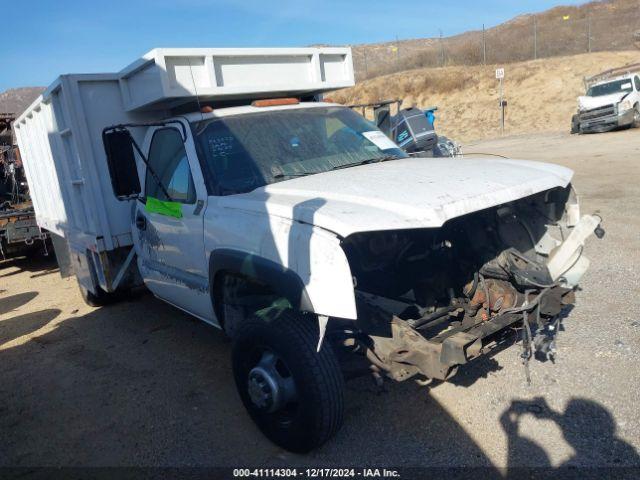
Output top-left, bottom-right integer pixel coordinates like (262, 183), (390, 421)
(496, 68), (505, 135)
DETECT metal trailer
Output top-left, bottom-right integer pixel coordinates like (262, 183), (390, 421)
(13, 47), (354, 293)
(0, 205), (48, 259)
(0, 117), (49, 259)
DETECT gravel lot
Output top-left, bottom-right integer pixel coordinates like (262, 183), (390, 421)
(1, 129), (639, 472)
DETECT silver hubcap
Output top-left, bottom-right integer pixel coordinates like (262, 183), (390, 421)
(247, 351), (297, 413)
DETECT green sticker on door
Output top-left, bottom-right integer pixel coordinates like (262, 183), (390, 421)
(145, 197), (183, 218)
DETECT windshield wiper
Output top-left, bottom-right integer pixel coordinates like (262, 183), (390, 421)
(273, 171), (316, 179)
(330, 154), (402, 171)
(273, 155), (402, 178)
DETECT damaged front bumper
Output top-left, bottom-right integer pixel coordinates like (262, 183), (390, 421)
(357, 286), (574, 382)
(347, 213), (604, 383)
(579, 107), (635, 133)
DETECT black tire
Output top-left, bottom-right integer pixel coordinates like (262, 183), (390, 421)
(571, 114), (580, 134)
(78, 283), (117, 307)
(232, 310), (344, 452)
(633, 103), (640, 128)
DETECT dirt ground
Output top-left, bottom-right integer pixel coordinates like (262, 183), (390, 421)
(1, 128), (639, 472)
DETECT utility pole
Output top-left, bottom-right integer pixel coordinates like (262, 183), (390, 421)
(500, 76), (504, 135)
(439, 29), (445, 67)
(395, 35), (400, 66)
(496, 68), (505, 135)
(533, 16), (538, 60)
(364, 50), (368, 78)
(482, 24), (486, 64)
(587, 15), (592, 53)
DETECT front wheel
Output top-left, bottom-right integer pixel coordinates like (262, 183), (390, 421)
(232, 310), (344, 452)
(571, 114), (580, 134)
(633, 103), (640, 128)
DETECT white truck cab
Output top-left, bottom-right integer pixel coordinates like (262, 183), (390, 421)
(15, 48), (603, 452)
(132, 103), (363, 325)
(575, 64), (640, 133)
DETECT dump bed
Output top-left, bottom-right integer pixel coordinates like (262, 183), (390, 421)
(14, 47), (353, 254)
(14, 74), (159, 253)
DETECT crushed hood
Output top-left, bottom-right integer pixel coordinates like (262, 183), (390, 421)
(578, 92), (628, 111)
(218, 157), (573, 237)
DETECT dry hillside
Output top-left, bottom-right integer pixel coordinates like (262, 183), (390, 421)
(333, 50), (640, 142)
(352, 0), (640, 80)
(0, 87), (45, 144)
(0, 87), (45, 116)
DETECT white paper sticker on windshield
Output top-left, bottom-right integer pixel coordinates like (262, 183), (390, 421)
(622, 82), (632, 89)
(362, 131), (399, 151)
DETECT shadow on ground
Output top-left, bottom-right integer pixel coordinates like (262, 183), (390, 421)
(0, 294), (491, 468)
(0, 291), (39, 316)
(0, 254), (59, 279)
(0, 309), (60, 346)
(500, 396), (640, 474)
(0, 251), (638, 473)
(0, 293), (637, 474)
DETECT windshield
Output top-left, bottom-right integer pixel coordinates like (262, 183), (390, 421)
(194, 106), (407, 195)
(587, 79), (633, 97)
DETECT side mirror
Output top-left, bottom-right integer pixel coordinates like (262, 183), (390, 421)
(102, 129), (141, 200)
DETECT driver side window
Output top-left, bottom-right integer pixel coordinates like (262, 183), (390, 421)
(635, 76), (640, 92)
(145, 128), (196, 204)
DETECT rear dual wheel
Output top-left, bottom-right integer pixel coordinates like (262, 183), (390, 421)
(232, 310), (344, 453)
(77, 282), (119, 307)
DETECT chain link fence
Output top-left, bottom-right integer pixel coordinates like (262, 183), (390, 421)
(354, 5), (640, 81)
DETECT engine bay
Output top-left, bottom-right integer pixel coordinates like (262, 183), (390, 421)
(339, 185), (601, 381)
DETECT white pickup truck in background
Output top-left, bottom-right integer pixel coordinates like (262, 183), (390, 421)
(573, 63), (640, 133)
(15, 48), (603, 452)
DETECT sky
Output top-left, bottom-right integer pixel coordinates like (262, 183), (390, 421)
(1, 0), (585, 91)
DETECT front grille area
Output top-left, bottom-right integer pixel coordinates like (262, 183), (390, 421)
(580, 104), (615, 121)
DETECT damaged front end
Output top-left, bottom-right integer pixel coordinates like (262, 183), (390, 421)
(338, 184), (603, 382)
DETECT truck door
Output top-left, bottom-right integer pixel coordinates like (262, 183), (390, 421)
(132, 122), (214, 322)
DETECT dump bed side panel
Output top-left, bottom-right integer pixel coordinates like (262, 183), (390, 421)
(71, 77), (161, 250)
(119, 47), (355, 111)
(14, 91), (69, 238)
(15, 75), (162, 252)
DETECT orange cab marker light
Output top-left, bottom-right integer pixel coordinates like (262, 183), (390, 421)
(200, 106), (214, 113)
(252, 98), (300, 107)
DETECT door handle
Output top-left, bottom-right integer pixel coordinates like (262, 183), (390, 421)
(135, 215), (146, 230)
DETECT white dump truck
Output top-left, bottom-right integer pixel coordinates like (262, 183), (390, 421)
(573, 63), (640, 133)
(15, 48), (603, 452)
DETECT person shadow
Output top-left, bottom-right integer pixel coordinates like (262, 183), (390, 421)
(501, 396), (640, 477)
